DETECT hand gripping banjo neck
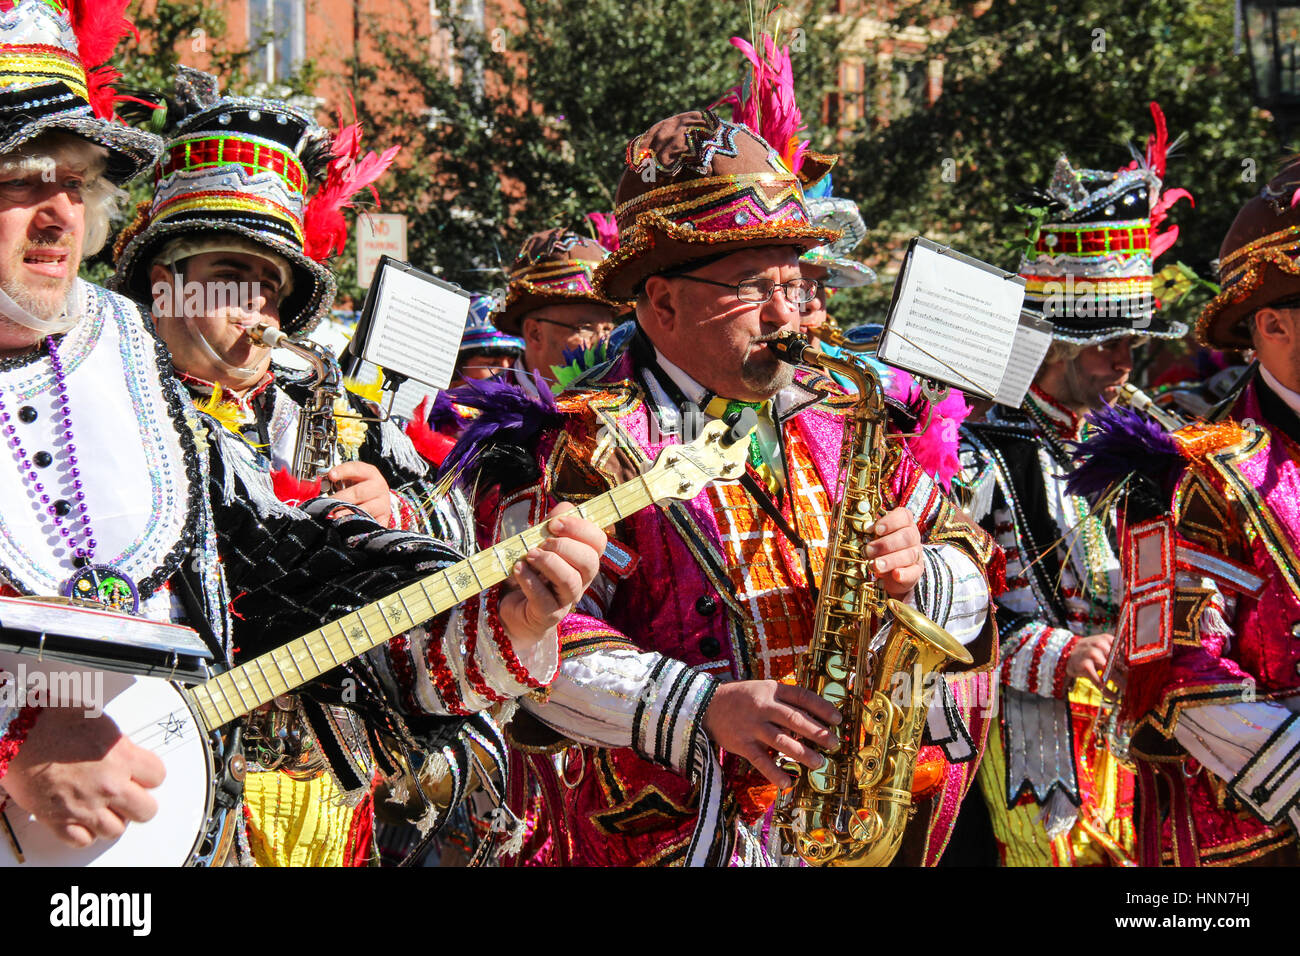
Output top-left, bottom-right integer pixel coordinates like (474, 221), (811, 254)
(184, 414), (755, 733)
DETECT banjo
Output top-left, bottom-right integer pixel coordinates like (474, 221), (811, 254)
(0, 416), (752, 866)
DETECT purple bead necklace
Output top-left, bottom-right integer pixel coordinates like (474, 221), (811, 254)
(0, 335), (95, 563)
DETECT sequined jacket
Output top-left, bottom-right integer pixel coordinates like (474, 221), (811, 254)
(959, 389), (1123, 800)
(0, 283), (538, 852)
(1124, 375), (1300, 865)
(468, 342), (999, 866)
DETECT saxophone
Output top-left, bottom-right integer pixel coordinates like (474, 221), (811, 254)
(768, 333), (973, 867)
(247, 322), (343, 488)
(817, 316), (879, 353)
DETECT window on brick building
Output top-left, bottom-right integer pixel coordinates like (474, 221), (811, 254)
(249, 0), (305, 84)
(891, 57), (928, 119)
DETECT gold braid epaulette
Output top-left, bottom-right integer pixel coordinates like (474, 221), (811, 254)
(1170, 420), (1254, 462)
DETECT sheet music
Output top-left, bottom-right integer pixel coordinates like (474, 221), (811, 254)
(992, 311), (1056, 408)
(360, 261), (472, 390)
(877, 239), (1026, 398)
(0, 596), (211, 658)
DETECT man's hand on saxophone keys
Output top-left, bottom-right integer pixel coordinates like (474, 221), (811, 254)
(326, 461), (395, 527)
(865, 506), (925, 599)
(702, 681), (843, 789)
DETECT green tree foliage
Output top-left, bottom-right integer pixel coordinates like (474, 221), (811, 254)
(82, 0), (318, 285)
(348, 0), (847, 303)
(830, 0), (1276, 337)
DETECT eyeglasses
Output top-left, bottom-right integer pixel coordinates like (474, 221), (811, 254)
(526, 316), (616, 341)
(673, 274), (821, 305)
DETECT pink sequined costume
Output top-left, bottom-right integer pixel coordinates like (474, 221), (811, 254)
(465, 337), (1000, 866)
(1114, 375), (1300, 865)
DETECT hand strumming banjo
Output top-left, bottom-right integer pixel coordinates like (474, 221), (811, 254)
(0, 415), (754, 866)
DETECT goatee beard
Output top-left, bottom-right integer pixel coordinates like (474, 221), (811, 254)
(1, 277), (72, 322)
(739, 349), (795, 397)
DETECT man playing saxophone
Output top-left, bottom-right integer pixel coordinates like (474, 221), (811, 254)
(447, 109), (999, 866)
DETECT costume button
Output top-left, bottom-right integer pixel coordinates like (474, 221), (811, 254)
(698, 636), (721, 658)
(33, 450), (52, 468)
(695, 595), (717, 616)
(17, 406), (36, 423)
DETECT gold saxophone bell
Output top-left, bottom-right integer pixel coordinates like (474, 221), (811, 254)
(769, 331), (972, 867)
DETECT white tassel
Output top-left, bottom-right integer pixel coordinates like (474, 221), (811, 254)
(385, 776), (412, 805)
(215, 427), (299, 519)
(1038, 788), (1080, 841)
(380, 418), (429, 478)
(417, 751), (450, 788)
(497, 806), (526, 858)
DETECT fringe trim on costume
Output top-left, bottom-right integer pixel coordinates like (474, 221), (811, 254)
(380, 416), (429, 477)
(214, 425), (299, 519)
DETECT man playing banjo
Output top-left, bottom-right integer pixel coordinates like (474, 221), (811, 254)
(0, 0), (605, 862)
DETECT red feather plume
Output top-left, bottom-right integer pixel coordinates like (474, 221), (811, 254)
(1125, 102), (1194, 263)
(270, 467), (322, 504)
(68, 0), (138, 119)
(405, 396), (455, 466)
(302, 112), (401, 262)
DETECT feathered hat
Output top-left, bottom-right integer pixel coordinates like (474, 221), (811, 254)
(492, 227), (622, 335)
(593, 109), (839, 301)
(0, 0), (160, 183)
(461, 292), (523, 354)
(712, 34), (837, 193)
(1016, 102), (1193, 345)
(1197, 158), (1300, 349)
(714, 33), (873, 290)
(110, 68), (399, 336)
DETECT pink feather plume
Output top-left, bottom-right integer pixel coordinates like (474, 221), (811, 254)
(586, 212), (619, 252)
(713, 34), (808, 176)
(302, 116), (401, 262)
(884, 372), (971, 491)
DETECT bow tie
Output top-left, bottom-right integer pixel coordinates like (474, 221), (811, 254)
(704, 396), (781, 491)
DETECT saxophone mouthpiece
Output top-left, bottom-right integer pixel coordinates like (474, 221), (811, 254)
(247, 321), (287, 349)
(765, 331), (811, 366)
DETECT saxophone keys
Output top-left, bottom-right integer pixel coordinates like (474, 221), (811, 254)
(848, 808), (883, 844)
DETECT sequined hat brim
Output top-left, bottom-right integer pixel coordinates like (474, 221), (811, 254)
(0, 110), (161, 186)
(493, 280), (626, 336)
(110, 218), (336, 338)
(1196, 244), (1300, 350)
(799, 248), (876, 288)
(595, 211), (840, 302)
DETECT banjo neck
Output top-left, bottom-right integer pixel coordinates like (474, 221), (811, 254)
(184, 411), (754, 734)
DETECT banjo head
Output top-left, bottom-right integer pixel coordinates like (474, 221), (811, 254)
(0, 655), (213, 867)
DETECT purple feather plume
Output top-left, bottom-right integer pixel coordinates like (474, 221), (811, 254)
(1066, 403), (1185, 506)
(428, 388), (461, 431)
(438, 372), (563, 480)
